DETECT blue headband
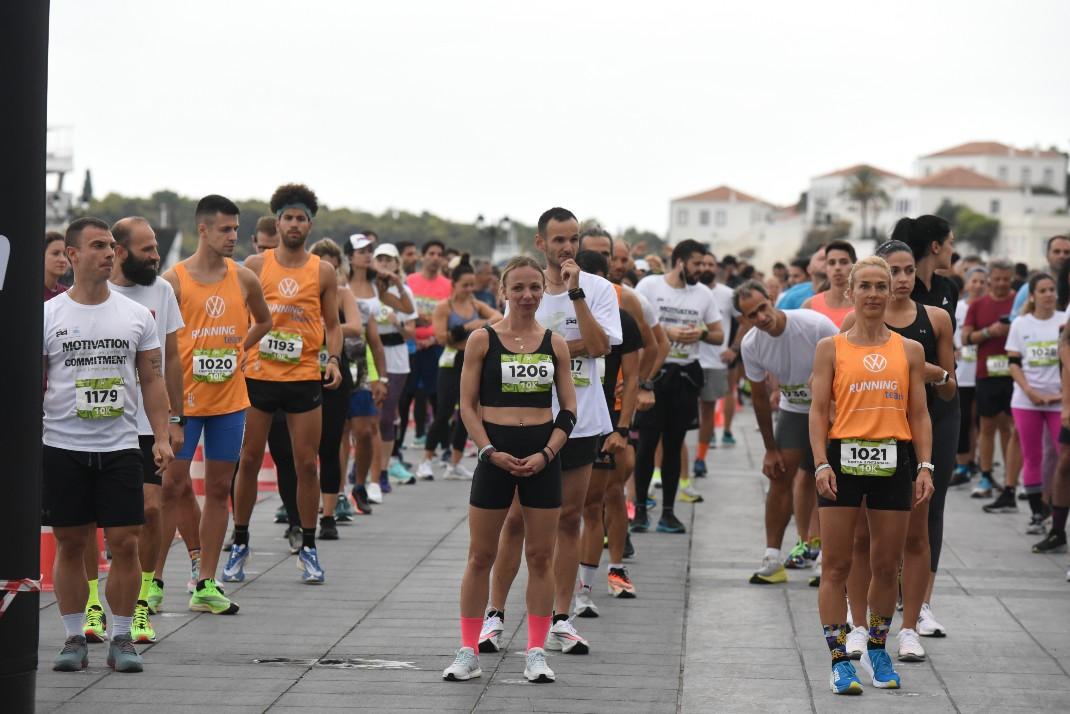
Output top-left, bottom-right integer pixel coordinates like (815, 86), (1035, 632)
(275, 202), (314, 220)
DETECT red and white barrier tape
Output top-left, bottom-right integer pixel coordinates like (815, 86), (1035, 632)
(0, 578), (42, 619)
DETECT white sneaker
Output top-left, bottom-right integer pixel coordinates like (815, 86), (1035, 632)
(916, 603), (946, 637)
(478, 614), (503, 653)
(444, 462), (473, 481)
(366, 481), (384, 504)
(524, 647), (555, 683)
(442, 647), (481, 681)
(544, 618), (589, 654)
(896, 628), (926, 661)
(417, 459), (435, 480)
(845, 625), (869, 659)
(572, 587), (599, 618)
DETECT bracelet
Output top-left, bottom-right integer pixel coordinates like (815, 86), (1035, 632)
(814, 462), (832, 476)
(478, 445), (497, 463)
(327, 355), (340, 364)
(543, 446), (556, 462)
(539, 449), (551, 466)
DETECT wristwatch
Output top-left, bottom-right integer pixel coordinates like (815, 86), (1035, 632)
(917, 461), (935, 473)
(379, 377), (389, 384)
(615, 426), (629, 438)
(639, 380), (655, 391)
(935, 369), (950, 386)
(568, 287), (586, 301)
(169, 415), (187, 427)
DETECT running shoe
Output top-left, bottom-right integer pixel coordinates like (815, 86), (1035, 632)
(657, 513), (687, 533)
(131, 600), (156, 643)
(1032, 529), (1067, 553)
(692, 459), (707, 478)
(721, 431), (736, 446)
(678, 483), (704, 503)
(107, 634), (143, 673)
(297, 546), (325, 584)
(411, 433), (426, 447)
(445, 463), (474, 480)
(845, 626), (869, 659)
(146, 578), (164, 615)
(440, 449), (451, 465)
(829, 660), (863, 695)
(388, 457), (415, 484)
(274, 504), (289, 524)
(83, 604), (107, 642)
(896, 628), (926, 662)
(623, 533), (636, 559)
(335, 495), (355, 522)
(573, 587), (599, 618)
(948, 466), (971, 488)
(784, 540), (811, 569)
(366, 481), (384, 504)
(983, 488), (1018, 513)
(545, 618), (589, 654)
(478, 613), (504, 653)
(286, 525), (302, 555)
(53, 635), (88, 672)
(378, 472), (394, 494)
(859, 648), (900, 689)
(319, 516), (339, 541)
(630, 509), (650, 533)
(809, 551), (822, 587)
(221, 543), (250, 583)
(607, 567), (637, 598)
(189, 578), (240, 614)
(351, 487), (373, 515)
(417, 459), (435, 481)
(1025, 513), (1047, 535)
(442, 647), (480, 681)
(749, 555), (787, 585)
(524, 647), (555, 683)
(644, 496), (657, 510)
(187, 554), (201, 594)
(970, 474), (994, 498)
(916, 603), (946, 637)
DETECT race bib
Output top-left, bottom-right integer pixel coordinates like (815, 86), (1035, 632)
(439, 347), (458, 368)
(986, 354), (1010, 377)
(960, 345), (977, 363)
(669, 341), (697, 361)
(75, 376), (125, 419)
(376, 305), (393, 325)
(1025, 341), (1058, 367)
(193, 348), (238, 383)
(260, 329), (302, 363)
(318, 346), (329, 374)
(500, 353), (554, 393)
(779, 383), (812, 406)
(839, 438), (897, 477)
(570, 357), (605, 387)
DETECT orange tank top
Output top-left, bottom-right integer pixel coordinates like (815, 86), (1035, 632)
(175, 259), (250, 416)
(248, 249), (324, 382)
(828, 332), (912, 441)
(810, 291), (853, 329)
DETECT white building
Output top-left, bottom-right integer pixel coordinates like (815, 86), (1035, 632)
(916, 141), (1066, 194)
(667, 185), (775, 246)
(807, 164), (905, 239)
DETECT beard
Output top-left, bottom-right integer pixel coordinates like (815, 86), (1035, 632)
(121, 255), (158, 286)
(682, 267), (700, 286)
(698, 271), (715, 286)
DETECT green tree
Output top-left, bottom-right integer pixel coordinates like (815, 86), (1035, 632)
(935, 200), (1000, 253)
(840, 167), (889, 240)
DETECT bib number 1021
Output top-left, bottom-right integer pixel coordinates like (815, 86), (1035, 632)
(847, 445), (888, 462)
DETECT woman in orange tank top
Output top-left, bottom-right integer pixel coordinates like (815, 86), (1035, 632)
(808, 256), (934, 694)
(802, 240), (856, 328)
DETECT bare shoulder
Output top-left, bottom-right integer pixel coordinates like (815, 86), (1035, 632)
(925, 304), (952, 332)
(243, 254), (264, 274)
(466, 326), (489, 352)
(901, 335), (925, 362)
(235, 264), (261, 287)
(801, 297), (813, 309)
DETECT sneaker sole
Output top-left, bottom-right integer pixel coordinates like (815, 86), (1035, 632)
(860, 657), (900, 688)
(443, 669), (481, 681)
(917, 630), (945, 638)
(983, 507), (1018, 514)
(478, 637), (501, 654)
(190, 602), (240, 615)
(1033, 544), (1068, 553)
(748, 572), (787, 585)
(132, 633), (156, 644)
(108, 660), (144, 673)
(608, 588), (637, 599)
(53, 658), (89, 672)
(897, 651), (926, 662)
(560, 640), (589, 655)
(656, 525), (687, 534)
(84, 631), (107, 643)
(575, 608), (599, 618)
(524, 670), (555, 683)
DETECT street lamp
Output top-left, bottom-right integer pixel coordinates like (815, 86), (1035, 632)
(476, 215), (512, 263)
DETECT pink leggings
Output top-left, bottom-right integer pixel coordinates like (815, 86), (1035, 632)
(1011, 407), (1061, 494)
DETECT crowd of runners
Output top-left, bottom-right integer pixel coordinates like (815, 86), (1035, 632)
(40, 189), (1070, 692)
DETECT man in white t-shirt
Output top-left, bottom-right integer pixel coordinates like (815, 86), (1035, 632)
(483, 208), (622, 655)
(694, 252), (739, 477)
(736, 280), (838, 586)
(45, 218), (174, 674)
(105, 217), (186, 644)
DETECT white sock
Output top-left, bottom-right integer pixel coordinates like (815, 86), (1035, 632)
(111, 615), (132, 638)
(62, 613), (84, 637)
(609, 562), (624, 571)
(765, 547), (781, 560)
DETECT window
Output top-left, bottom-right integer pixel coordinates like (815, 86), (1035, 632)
(1021, 167), (1031, 185)
(990, 199), (1000, 214)
(699, 209), (709, 226)
(895, 199), (910, 213)
(998, 166), (1008, 181)
(1043, 168), (1055, 186)
(676, 208), (688, 226)
(715, 210), (726, 226)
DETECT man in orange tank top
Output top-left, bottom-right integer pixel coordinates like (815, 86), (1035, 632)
(161, 195), (272, 615)
(227, 184), (343, 585)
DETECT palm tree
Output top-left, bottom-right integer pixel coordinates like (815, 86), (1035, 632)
(840, 167), (890, 240)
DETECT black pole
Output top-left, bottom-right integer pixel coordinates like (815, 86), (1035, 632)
(0, 1), (49, 710)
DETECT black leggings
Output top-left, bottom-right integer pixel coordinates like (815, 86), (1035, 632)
(928, 396), (960, 572)
(426, 362), (467, 454)
(956, 386), (976, 455)
(395, 363), (434, 455)
(633, 367), (701, 516)
(268, 411), (300, 528)
(319, 386), (349, 495)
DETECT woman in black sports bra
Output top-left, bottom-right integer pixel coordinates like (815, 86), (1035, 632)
(442, 256), (576, 684)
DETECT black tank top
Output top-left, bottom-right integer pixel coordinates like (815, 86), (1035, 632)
(887, 301), (950, 417)
(479, 325), (557, 408)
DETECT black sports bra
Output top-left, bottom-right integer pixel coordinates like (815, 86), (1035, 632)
(479, 325), (557, 408)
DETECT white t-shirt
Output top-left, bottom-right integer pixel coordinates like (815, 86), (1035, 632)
(43, 291), (161, 451)
(373, 284), (416, 374)
(110, 280), (185, 435)
(1004, 310), (1065, 411)
(741, 309), (838, 414)
(623, 285), (659, 329)
(699, 282), (736, 370)
(533, 271), (623, 438)
(954, 300), (976, 388)
(635, 274), (721, 366)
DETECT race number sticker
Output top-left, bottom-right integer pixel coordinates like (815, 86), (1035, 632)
(960, 345), (977, 363)
(669, 341), (697, 361)
(193, 348), (238, 383)
(500, 354), (554, 393)
(439, 347), (458, 368)
(779, 383), (811, 406)
(318, 346), (329, 373)
(839, 439), (897, 477)
(1025, 341), (1058, 367)
(986, 354), (1010, 377)
(260, 330), (302, 363)
(75, 376), (125, 419)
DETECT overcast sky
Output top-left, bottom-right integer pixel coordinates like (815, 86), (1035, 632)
(48, 0), (1070, 234)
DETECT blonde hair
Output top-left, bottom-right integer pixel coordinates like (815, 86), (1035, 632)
(311, 238), (348, 284)
(500, 256), (545, 295)
(848, 255), (891, 290)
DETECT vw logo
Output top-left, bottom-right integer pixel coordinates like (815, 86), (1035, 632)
(278, 277), (299, 298)
(863, 353), (887, 373)
(205, 295), (226, 319)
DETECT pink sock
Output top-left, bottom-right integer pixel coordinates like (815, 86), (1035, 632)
(527, 614), (552, 651)
(460, 617), (483, 651)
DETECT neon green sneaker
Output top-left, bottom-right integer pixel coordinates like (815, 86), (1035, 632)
(132, 600), (156, 643)
(84, 603), (107, 642)
(146, 578), (164, 615)
(189, 579), (239, 615)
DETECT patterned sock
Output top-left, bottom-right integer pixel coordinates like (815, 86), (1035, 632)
(822, 624), (849, 667)
(867, 612), (893, 650)
(86, 578), (101, 607)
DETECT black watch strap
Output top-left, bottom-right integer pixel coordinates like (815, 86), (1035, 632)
(639, 379), (655, 391)
(615, 426), (629, 438)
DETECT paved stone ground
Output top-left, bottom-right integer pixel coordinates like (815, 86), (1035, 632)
(36, 410), (1070, 712)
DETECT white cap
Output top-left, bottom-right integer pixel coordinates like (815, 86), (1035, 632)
(634, 259), (650, 272)
(373, 243), (400, 259)
(349, 234), (374, 252)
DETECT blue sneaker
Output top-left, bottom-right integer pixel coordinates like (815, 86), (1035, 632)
(630, 510), (650, 533)
(829, 660), (863, 695)
(971, 475), (994, 499)
(721, 431), (736, 446)
(221, 543), (249, 583)
(388, 459), (415, 485)
(860, 649), (900, 689)
(412, 434), (426, 448)
(693, 459), (707, 478)
(298, 546), (325, 584)
(656, 513), (687, 534)
(644, 497), (657, 510)
(335, 495), (355, 522)
(378, 472), (393, 494)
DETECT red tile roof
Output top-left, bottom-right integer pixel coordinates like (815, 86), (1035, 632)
(906, 166), (1012, 189)
(923, 141), (1063, 159)
(815, 164), (904, 180)
(674, 185), (766, 203)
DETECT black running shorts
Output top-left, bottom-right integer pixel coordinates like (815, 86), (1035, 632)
(470, 422), (561, 509)
(246, 378), (323, 414)
(817, 438), (916, 512)
(42, 445), (145, 527)
(139, 435), (162, 486)
(975, 377), (1013, 418)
